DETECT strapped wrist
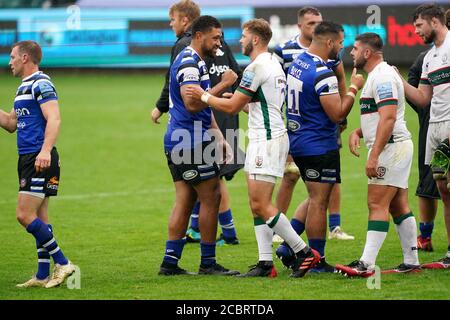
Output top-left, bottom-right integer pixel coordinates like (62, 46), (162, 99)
(201, 92), (212, 104)
(346, 91), (356, 99)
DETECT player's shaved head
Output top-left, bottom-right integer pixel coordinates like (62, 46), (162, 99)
(309, 21), (344, 61)
(191, 15), (222, 35)
(169, 0), (200, 23)
(313, 21), (343, 41)
(355, 32), (383, 52)
(12, 41), (42, 65)
(242, 18), (272, 45)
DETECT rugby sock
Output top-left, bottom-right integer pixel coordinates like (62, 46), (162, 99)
(200, 242), (216, 267)
(219, 209), (237, 239)
(291, 218), (305, 235)
(162, 239), (186, 266)
(419, 221), (434, 239)
(267, 212), (307, 253)
(36, 224), (52, 280)
(26, 218), (68, 266)
(190, 201), (200, 232)
(329, 213), (341, 232)
(254, 217), (273, 261)
(394, 213), (419, 266)
(360, 220), (389, 268)
(447, 245), (450, 258)
(308, 238), (326, 258)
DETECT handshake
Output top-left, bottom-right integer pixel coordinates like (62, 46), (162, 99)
(186, 69), (237, 103)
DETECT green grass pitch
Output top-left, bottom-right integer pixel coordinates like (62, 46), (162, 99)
(0, 70), (449, 300)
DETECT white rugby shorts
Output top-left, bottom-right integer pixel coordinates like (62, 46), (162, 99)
(368, 139), (413, 189)
(245, 133), (289, 180)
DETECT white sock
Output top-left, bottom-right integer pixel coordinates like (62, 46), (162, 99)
(394, 214), (419, 266)
(254, 221), (273, 261)
(267, 213), (307, 253)
(361, 231), (387, 268)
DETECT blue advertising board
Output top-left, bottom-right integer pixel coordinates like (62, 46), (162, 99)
(0, 7), (253, 67)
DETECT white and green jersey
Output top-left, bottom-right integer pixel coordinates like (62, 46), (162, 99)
(420, 30), (450, 123)
(237, 52), (287, 141)
(359, 61), (411, 149)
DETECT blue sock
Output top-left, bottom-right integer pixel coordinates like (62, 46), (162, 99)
(162, 239), (186, 266)
(190, 202), (200, 231)
(219, 209), (236, 239)
(276, 242), (294, 258)
(291, 218), (305, 235)
(36, 224), (52, 280)
(26, 219), (68, 266)
(329, 213), (341, 232)
(200, 242), (216, 266)
(309, 238), (326, 258)
(419, 222), (434, 238)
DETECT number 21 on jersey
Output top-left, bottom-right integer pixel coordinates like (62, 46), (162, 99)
(286, 77), (303, 116)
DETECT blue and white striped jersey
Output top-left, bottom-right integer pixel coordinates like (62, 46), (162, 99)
(274, 35), (309, 75)
(286, 51), (340, 157)
(274, 35), (341, 75)
(164, 46), (212, 151)
(14, 71), (58, 155)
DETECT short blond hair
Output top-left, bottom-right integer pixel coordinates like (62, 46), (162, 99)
(169, 0), (200, 22)
(242, 19), (272, 45)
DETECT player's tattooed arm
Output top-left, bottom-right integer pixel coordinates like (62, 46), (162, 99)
(0, 108), (17, 133)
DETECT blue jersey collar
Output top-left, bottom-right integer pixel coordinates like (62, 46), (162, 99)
(22, 70), (42, 82)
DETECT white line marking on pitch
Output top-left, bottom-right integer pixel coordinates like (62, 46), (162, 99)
(0, 188), (172, 205)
